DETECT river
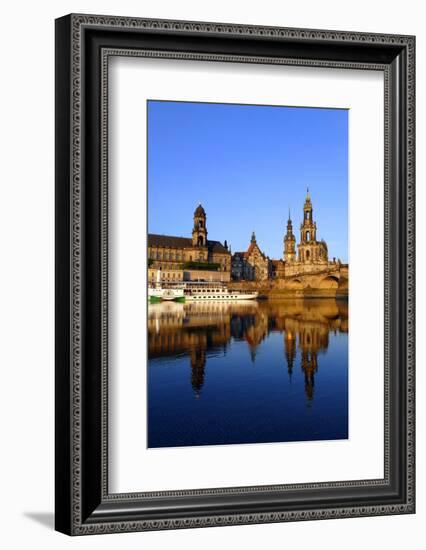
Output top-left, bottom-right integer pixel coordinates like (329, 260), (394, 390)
(147, 298), (348, 448)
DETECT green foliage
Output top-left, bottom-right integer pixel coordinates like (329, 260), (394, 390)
(183, 261), (220, 271)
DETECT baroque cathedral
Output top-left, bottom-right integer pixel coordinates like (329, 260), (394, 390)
(231, 190), (338, 282)
(283, 189), (330, 274)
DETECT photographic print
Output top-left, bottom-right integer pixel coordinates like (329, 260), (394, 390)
(147, 100), (349, 449)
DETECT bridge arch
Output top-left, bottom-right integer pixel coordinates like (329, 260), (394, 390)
(288, 278), (303, 290)
(318, 275), (339, 289)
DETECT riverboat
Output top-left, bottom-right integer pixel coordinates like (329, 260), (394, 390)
(182, 281), (258, 301)
(148, 270), (185, 303)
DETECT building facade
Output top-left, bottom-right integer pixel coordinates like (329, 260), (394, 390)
(231, 190), (343, 283)
(271, 259), (286, 279)
(148, 204), (231, 283)
(231, 232), (270, 281)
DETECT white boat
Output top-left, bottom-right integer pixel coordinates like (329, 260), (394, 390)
(182, 281), (258, 301)
(148, 269), (185, 302)
(148, 286), (185, 302)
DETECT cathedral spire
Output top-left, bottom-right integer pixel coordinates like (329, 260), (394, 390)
(284, 212), (296, 263)
(305, 187), (311, 203)
(287, 208), (293, 230)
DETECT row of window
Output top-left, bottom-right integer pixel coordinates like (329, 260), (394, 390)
(149, 250), (183, 261)
(189, 295), (239, 300)
(299, 248), (324, 261)
(149, 251), (230, 268)
(191, 288), (222, 293)
(149, 271), (182, 280)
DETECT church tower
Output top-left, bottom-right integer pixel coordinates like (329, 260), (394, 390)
(192, 204), (208, 247)
(300, 189), (317, 244)
(284, 210), (296, 263)
(298, 189), (328, 264)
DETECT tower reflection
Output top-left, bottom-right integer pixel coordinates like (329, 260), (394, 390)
(190, 348), (206, 398)
(148, 299), (348, 400)
(284, 330), (296, 379)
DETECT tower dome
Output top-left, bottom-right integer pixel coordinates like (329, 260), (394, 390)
(194, 203), (206, 217)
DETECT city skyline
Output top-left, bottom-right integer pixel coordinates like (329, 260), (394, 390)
(148, 100), (348, 262)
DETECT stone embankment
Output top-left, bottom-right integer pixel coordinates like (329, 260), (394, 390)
(228, 278), (348, 299)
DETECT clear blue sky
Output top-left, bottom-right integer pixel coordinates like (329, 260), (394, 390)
(147, 100), (348, 262)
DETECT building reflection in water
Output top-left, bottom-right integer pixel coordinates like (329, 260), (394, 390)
(148, 299), (348, 401)
(284, 330), (296, 380)
(190, 348), (206, 398)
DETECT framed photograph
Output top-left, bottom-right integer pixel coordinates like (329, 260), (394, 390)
(55, 14), (415, 535)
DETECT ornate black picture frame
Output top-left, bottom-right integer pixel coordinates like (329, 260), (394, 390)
(55, 14), (415, 535)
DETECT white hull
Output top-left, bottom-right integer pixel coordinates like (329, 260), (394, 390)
(148, 287), (184, 301)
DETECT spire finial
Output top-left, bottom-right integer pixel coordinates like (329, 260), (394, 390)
(305, 187), (311, 204)
(251, 231), (256, 244)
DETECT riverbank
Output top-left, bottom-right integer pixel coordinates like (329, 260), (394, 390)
(227, 281), (348, 300)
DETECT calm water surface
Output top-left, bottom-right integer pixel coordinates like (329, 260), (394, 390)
(147, 299), (348, 448)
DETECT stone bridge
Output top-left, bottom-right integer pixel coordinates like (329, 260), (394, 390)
(278, 264), (348, 295)
(229, 264), (349, 298)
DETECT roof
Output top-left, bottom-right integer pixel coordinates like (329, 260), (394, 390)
(148, 234), (229, 254)
(148, 234), (192, 248)
(232, 242), (268, 261)
(209, 240), (229, 253)
(245, 243), (256, 257)
(245, 242), (267, 259)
